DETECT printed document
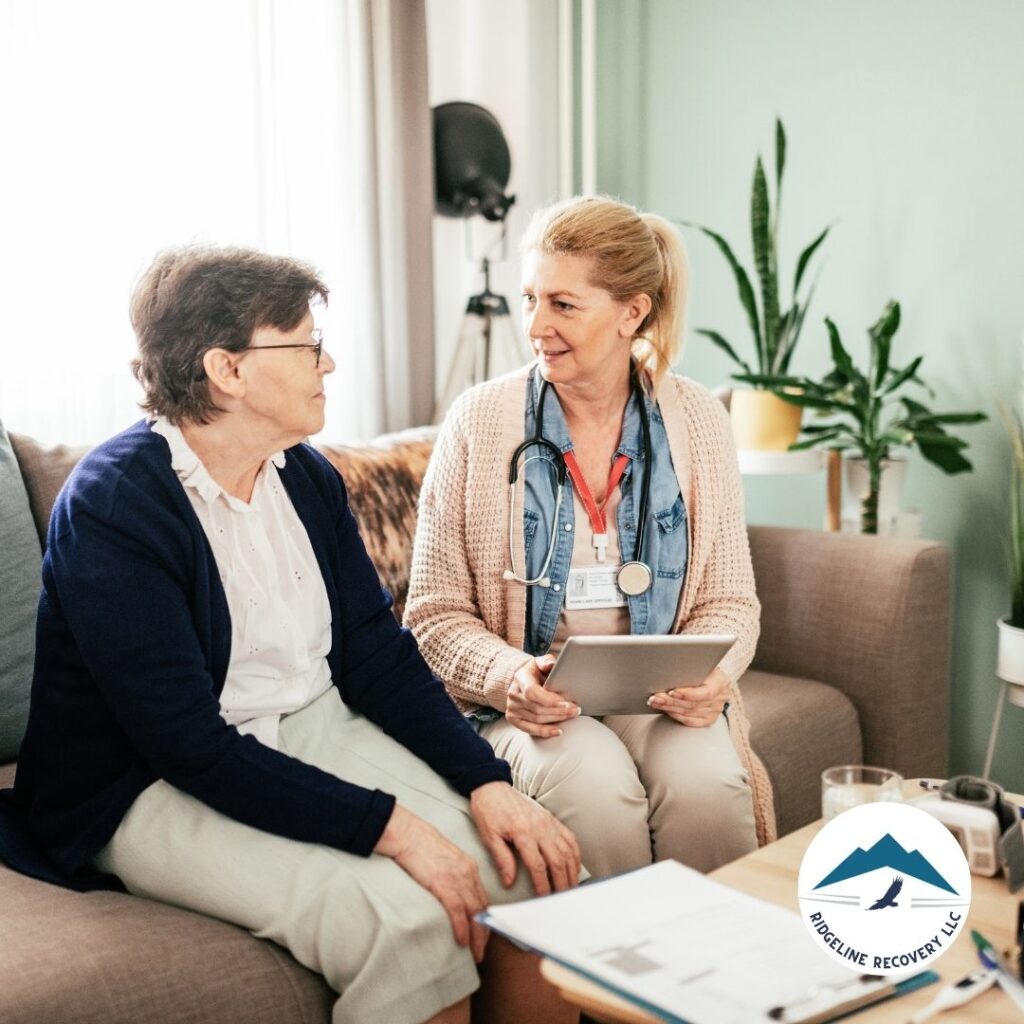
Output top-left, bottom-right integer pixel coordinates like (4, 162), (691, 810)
(480, 860), (890, 1023)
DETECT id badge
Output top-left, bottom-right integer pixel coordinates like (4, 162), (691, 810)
(564, 564), (627, 609)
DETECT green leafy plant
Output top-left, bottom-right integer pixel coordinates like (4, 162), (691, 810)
(999, 402), (1024, 628)
(738, 300), (987, 534)
(687, 119), (829, 377)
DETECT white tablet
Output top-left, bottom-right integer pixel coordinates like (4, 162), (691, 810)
(543, 634), (737, 716)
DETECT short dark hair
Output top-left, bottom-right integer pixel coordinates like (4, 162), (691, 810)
(130, 245), (329, 425)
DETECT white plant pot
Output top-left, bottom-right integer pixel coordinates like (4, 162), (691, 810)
(996, 616), (1024, 707)
(840, 456), (908, 536)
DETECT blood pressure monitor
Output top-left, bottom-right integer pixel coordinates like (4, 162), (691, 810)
(913, 776), (1024, 889)
(914, 795), (1003, 875)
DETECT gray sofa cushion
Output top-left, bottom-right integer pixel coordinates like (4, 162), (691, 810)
(0, 420), (41, 761)
(0, 859), (335, 1024)
(0, 761), (334, 1024)
(741, 669), (862, 837)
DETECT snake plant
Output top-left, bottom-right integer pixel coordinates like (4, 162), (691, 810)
(737, 301), (987, 534)
(686, 119), (829, 377)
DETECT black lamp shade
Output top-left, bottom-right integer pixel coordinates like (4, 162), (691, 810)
(433, 101), (514, 222)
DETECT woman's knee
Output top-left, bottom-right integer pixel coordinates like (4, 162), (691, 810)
(293, 856), (478, 1013)
(632, 722), (756, 868)
(512, 718), (651, 877)
(637, 718), (747, 795)
(507, 716), (645, 803)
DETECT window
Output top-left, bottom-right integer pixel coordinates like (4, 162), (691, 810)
(0, 0), (376, 443)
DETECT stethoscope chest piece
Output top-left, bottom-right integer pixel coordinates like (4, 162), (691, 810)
(617, 560), (653, 597)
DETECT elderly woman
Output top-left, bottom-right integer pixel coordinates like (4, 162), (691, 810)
(405, 196), (776, 881)
(0, 246), (580, 1024)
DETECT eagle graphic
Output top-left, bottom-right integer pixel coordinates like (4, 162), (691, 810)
(867, 875), (903, 910)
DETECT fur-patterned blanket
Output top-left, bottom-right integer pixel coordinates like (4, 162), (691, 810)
(13, 426), (439, 624)
(314, 427), (437, 620)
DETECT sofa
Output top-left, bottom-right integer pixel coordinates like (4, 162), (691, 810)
(0, 420), (951, 1024)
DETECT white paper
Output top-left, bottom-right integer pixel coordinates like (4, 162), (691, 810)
(481, 861), (887, 1024)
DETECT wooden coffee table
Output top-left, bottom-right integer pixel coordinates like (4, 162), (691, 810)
(541, 782), (1022, 1023)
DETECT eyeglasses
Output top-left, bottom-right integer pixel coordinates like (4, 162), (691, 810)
(243, 328), (324, 367)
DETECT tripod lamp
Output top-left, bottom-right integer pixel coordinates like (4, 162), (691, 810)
(432, 101), (529, 420)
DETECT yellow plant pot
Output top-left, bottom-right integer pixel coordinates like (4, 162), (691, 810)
(729, 388), (803, 451)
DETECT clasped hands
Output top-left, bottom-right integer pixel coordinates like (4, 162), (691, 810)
(374, 780), (580, 963)
(505, 654), (731, 737)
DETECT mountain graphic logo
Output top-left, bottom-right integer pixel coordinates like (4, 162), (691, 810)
(813, 832), (957, 894)
(797, 804), (971, 976)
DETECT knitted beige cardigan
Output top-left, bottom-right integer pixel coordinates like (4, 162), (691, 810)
(405, 365), (776, 845)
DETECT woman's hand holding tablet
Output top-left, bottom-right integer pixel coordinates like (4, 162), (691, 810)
(506, 655), (582, 738)
(647, 666), (732, 727)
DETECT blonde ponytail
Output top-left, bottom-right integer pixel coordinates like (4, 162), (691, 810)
(636, 213), (688, 393)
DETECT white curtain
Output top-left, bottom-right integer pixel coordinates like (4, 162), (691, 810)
(347, 0), (436, 432)
(0, 0), (434, 445)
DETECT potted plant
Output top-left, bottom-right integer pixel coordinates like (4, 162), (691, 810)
(685, 119), (830, 450)
(738, 300), (987, 534)
(997, 401), (1024, 705)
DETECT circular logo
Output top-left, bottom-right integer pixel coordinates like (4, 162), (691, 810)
(798, 803), (971, 976)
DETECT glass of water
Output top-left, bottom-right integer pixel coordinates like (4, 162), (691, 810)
(821, 765), (903, 821)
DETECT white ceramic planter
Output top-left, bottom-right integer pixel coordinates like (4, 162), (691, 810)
(840, 456), (908, 536)
(996, 616), (1024, 707)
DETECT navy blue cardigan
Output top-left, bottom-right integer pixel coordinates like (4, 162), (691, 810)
(0, 421), (511, 889)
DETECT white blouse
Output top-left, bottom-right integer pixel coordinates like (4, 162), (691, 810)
(151, 418), (333, 749)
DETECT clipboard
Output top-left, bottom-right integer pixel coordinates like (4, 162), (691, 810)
(479, 861), (939, 1024)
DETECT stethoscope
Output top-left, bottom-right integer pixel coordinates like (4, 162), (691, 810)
(502, 373), (654, 596)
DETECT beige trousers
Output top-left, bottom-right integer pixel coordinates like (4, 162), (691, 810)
(481, 712), (757, 878)
(94, 688), (537, 1024)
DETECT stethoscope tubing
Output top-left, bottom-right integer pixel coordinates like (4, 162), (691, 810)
(504, 372), (653, 589)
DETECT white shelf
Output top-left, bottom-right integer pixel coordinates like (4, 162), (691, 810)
(736, 449), (826, 475)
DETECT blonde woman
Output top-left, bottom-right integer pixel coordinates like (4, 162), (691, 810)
(406, 196), (776, 879)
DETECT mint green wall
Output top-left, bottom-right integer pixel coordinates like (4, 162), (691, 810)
(595, 0), (1024, 789)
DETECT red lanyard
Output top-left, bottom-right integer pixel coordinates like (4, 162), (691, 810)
(561, 450), (629, 562)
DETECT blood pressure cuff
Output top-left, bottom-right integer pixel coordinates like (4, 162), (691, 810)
(941, 775), (1024, 893)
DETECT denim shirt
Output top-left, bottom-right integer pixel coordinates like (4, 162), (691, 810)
(522, 367), (688, 656)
